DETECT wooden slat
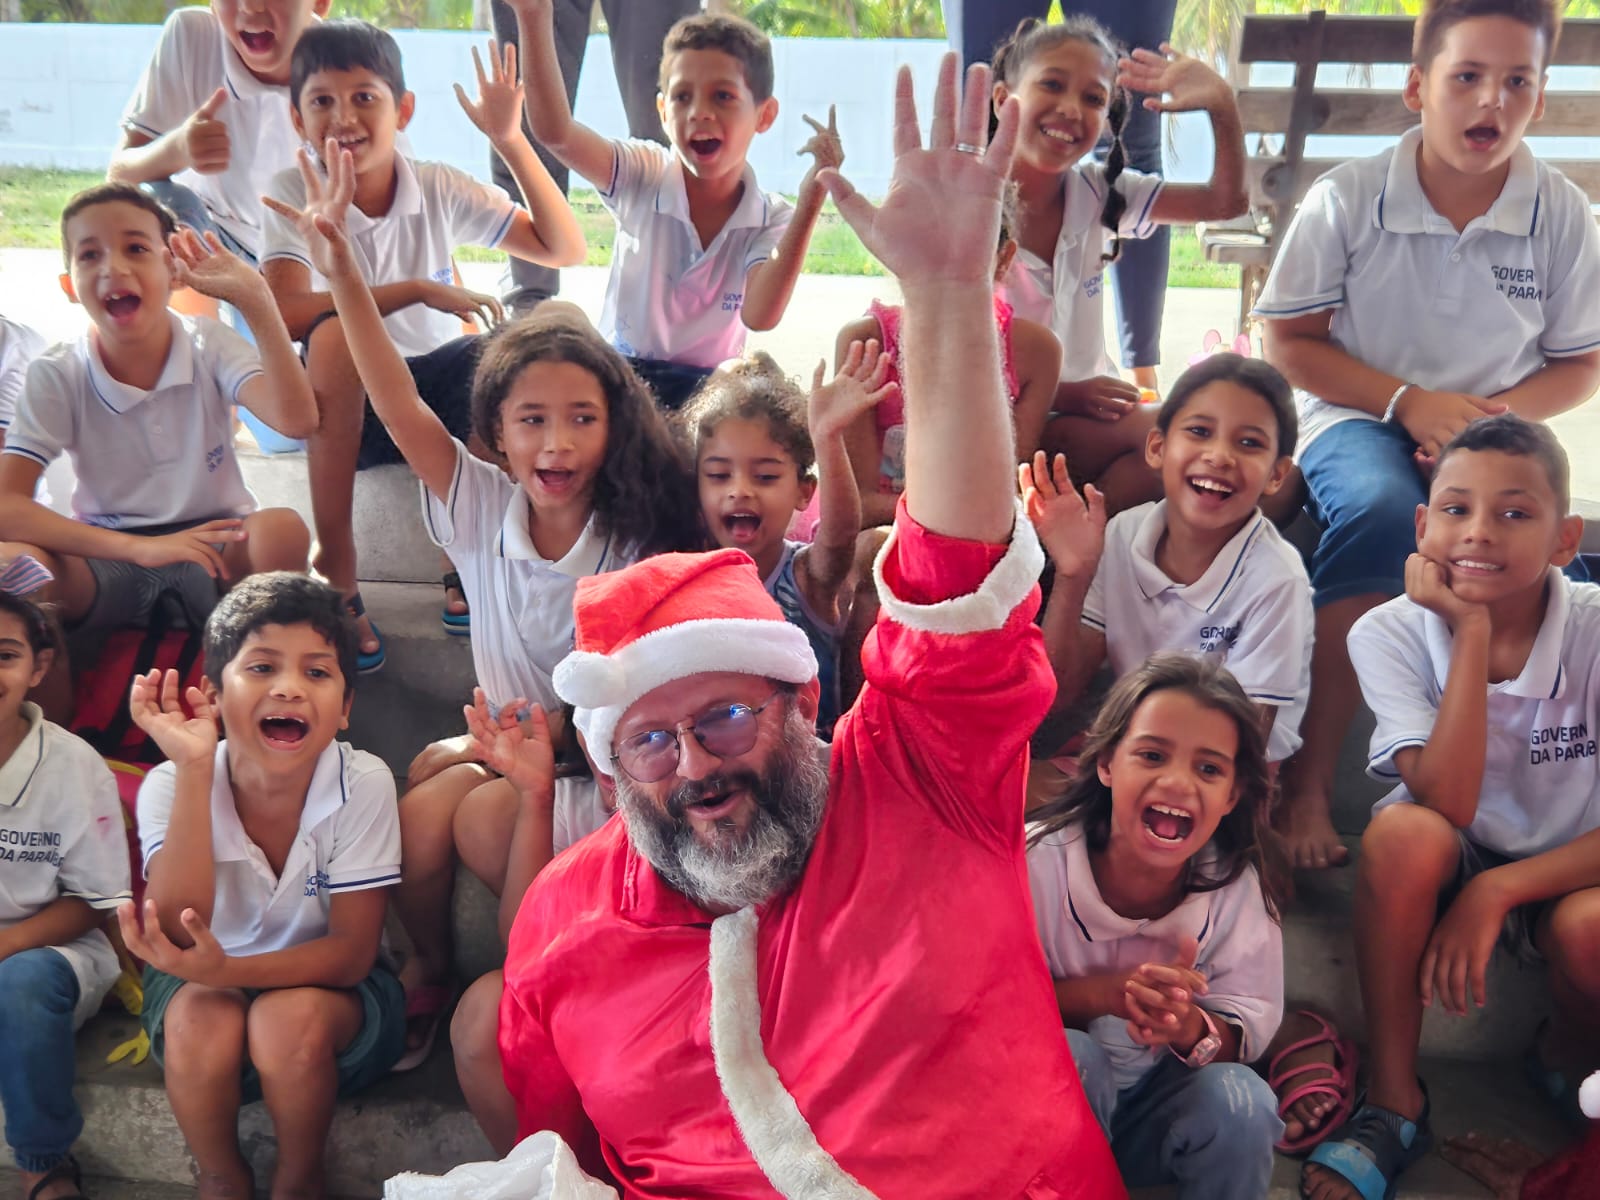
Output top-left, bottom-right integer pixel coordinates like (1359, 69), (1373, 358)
(1246, 157), (1600, 207)
(1237, 88), (1600, 138)
(1238, 14), (1600, 67)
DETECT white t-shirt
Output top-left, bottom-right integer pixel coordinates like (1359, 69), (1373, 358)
(1083, 502), (1313, 761)
(1350, 568), (1600, 859)
(120, 7), (303, 258)
(0, 706), (132, 1026)
(597, 139), (793, 368)
(1027, 823), (1283, 1092)
(552, 777), (612, 856)
(0, 316), (47, 431)
(1003, 160), (1164, 381)
(1254, 127), (1600, 453)
(261, 155), (517, 359)
(422, 440), (631, 714)
(5, 313), (260, 529)
(137, 740), (399, 957)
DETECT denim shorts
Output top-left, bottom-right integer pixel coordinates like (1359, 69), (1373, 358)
(139, 181), (256, 266)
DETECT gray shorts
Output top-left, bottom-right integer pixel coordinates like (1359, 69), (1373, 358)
(1446, 835), (1549, 966)
(78, 519), (227, 633)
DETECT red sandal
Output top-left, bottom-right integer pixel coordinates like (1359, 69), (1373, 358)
(1269, 1009), (1359, 1155)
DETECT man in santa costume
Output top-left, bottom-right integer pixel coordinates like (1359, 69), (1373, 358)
(497, 55), (1125, 1199)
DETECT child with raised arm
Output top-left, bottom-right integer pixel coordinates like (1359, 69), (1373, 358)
(271, 145), (697, 1070)
(118, 573), (404, 1200)
(261, 20), (586, 666)
(1255, 0), (1600, 875)
(0, 185), (313, 652)
(990, 15), (1247, 514)
(508, 0), (841, 409)
(111, 0), (330, 266)
(1302, 416), (1600, 1200)
(0, 593), (132, 1200)
(678, 345), (895, 735)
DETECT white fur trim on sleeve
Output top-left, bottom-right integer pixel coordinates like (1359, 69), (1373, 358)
(708, 908), (879, 1200)
(871, 501), (1044, 635)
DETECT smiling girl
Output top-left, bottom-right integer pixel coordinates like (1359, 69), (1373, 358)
(1027, 652), (1289, 1200)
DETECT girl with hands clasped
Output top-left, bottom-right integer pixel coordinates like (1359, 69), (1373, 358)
(990, 16), (1247, 515)
(1026, 653), (1289, 1200)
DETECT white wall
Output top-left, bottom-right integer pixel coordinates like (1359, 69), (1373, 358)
(0, 23), (1216, 196)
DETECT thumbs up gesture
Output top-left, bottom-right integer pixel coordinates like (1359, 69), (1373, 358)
(182, 87), (231, 175)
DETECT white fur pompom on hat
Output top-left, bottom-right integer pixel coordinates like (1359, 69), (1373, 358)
(1581, 1069), (1600, 1120)
(556, 549), (819, 759)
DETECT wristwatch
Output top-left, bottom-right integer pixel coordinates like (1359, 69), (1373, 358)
(1174, 1007), (1222, 1068)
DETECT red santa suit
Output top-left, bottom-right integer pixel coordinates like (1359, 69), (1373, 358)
(499, 502), (1125, 1199)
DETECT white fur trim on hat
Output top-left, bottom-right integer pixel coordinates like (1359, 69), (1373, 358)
(872, 501), (1044, 635)
(708, 907), (878, 1199)
(555, 617), (817, 758)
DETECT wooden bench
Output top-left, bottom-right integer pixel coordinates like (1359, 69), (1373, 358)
(1203, 11), (1600, 331)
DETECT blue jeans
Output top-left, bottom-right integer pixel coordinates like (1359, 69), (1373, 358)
(948, 0), (1178, 367)
(1068, 1028), (1282, 1200)
(0, 948), (83, 1172)
(139, 180), (255, 266)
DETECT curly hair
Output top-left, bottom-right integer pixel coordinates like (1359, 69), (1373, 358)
(1415, 0), (1562, 70)
(1027, 652), (1290, 922)
(677, 351), (815, 479)
(470, 313), (700, 557)
(991, 15), (1131, 264)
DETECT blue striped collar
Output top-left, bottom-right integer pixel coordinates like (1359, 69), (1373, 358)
(1422, 565), (1569, 700)
(1374, 126), (1541, 237)
(0, 703), (48, 808)
(1128, 500), (1268, 615)
(80, 311), (196, 416)
(211, 739), (348, 864)
(1053, 825), (1216, 946)
(651, 149), (771, 247)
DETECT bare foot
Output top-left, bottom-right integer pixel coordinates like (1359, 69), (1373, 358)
(1440, 1133), (1543, 1200)
(1268, 1011), (1350, 1147)
(1277, 789), (1350, 870)
(195, 1160), (255, 1200)
(18, 1164), (84, 1200)
(444, 581), (469, 618)
(310, 550), (381, 658)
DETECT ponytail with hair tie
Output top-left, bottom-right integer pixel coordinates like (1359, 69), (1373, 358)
(1099, 86), (1131, 264)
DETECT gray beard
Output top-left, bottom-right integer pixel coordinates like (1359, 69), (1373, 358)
(614, 704), (829, 912)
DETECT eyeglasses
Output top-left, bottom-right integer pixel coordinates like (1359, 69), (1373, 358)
(612, 690), (784, 783)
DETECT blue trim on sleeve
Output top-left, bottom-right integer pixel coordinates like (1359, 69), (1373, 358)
(1247, 691), (1298, 703)
(328, 871), (402, 891)
(486, 206), (516, 249)
(1132, 181), (1162, 236)
(260, 250), (314, 270)
(145, 837), (165, 858)
(1252, 296), (1344, 318)
(1543, 336), (1600, 356)
(229, 368), (264, 406)
(1366, 734), (1428, 778)
(3, 446), (50, 469)
(1081, 614), (1107, 631)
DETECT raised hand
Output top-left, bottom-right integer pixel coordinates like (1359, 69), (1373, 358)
(421, 281), (504, 331)
(167, 228), (268, 309)
(463, 687), (555, 801)
(1404, 552), (1487, 627)
(1020, 452), (1106, 582)
(128, 668), (218, 767)
(130, 518), (245, 582)
(1116, 44), (1232, 115)
(820, 54), (1018, 285)
(454, 41), (525, 148)
(182, 88), (231, 175)
(808, 338), (897, 443)
(117, 900), (228, 987)
(796, 105), (844, 200)
(261, 140), (359, 279)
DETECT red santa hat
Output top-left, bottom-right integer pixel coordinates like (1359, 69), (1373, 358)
(554, 549), (819, 763)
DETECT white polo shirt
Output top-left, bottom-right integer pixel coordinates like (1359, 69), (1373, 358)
(120, 7), (303, 258)
(1002, 160), (1164, 381)
(5, 313), (259, 529)
(552, 777), (612, 857)
(1254, 127), (1600, 453)
(597, 139), (793, 369)
(0, 316), (47, 431)
(262, 155), (516, 359)
(1027, 823), (1283, 1092)
(1083, 502), (1313, 761)
(423, 440), (631, 714)
(0, 706), (132, 1026)
(1350, 568), (1600, 859)
(137, 740), (399, 957)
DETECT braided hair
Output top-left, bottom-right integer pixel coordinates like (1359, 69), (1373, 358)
(991, 15), (1132, 264)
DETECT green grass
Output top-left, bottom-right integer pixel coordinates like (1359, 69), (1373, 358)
(1, 168), (1237, 288)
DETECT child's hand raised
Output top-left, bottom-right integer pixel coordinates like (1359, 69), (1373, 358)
(1020, 452), (1105, 582)
(262, 141), (359, 280)
(808, 338), (897, 443)
(1405, 553), (1488, 627)
(455, 41), (525, 149)
(1116, 45), (1232, 116)
(796, 106), (844, 200)
(181, 88), (231, 175)
(167, 228), (267, 309)
(1123, 935), (1209, 1049)
(820, 54), (1018, 286)
(463, 687), (555, 804)
(128, 668), (217, 767)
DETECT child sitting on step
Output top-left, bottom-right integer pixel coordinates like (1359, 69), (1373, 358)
(0, 593), (132, 1200)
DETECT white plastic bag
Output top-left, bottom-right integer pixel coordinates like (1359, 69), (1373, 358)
(384, 1131), (618, 1200)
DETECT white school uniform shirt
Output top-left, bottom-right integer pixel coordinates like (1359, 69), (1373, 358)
(1083, 502), (1313, 761)
(137, 740), (399, 957)
(552, 777), (612, 857)
(261, 155), (518, 359)
(120, 7), (302, 258)
(1002, 160), (1164, 381)
(4, 313), (259, 529)
(1350, 568), (1600, 859)
(0, 316), (47, 431)
(597, 139), (793, 369)
(423, 440), (630, 714)
(0, 706), (132, 1027)
(1253, 126), (1600, 453)
(1027, 824), (1283, 1092)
